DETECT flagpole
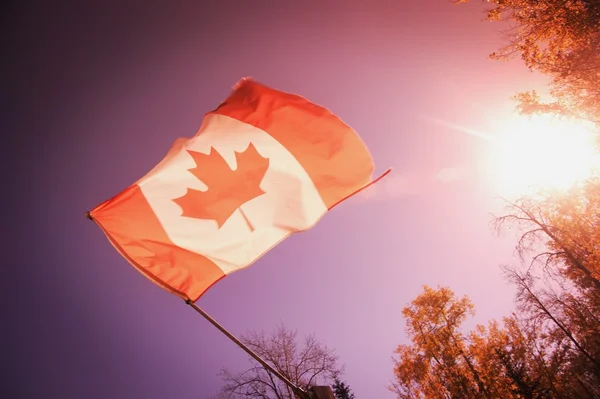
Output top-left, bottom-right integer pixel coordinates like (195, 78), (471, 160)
(85, 212), (309, 398)
(184, 299), (311, 399)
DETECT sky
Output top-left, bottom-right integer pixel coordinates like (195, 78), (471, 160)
(4, 1), (551, 398)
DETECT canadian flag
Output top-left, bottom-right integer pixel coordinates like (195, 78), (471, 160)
(90, 79), (378, 301)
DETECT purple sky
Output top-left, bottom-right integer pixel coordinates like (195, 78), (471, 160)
(6, 1), (548, 398)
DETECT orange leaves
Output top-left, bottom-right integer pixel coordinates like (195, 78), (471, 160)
(393, 286), (487, 398)
(173, 143), (269, 227)
(457, 0), (600, 121)
(392, 286), (582, 398)
(403, 286), (474, 338)
(487, 7), (502, 21)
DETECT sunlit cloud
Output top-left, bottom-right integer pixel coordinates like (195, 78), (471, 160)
(385, 174), (418, 197)
(436, 166), (466, 183)
(354, 172), (418, 203)
(357, 183), (379, 201)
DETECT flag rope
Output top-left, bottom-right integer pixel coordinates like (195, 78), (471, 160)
(184, 299), (311, 399)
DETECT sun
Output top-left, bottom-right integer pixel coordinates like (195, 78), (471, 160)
(485, 113), (599, 197)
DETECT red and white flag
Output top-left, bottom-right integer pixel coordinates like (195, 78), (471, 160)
(89, 79), (382, 301)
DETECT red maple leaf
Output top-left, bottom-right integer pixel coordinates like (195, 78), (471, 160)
(173, 143), (270, 228)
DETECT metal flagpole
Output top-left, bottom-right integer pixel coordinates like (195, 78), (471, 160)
(184, 299), (311, 399)
(85, 212), (309, 397)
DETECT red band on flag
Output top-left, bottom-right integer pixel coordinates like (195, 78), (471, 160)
(90, 185), (225, 301)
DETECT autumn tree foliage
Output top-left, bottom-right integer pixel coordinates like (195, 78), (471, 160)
(397, 3), (600, 397)
(404, 3), (600, 393)
(392, 287), (530, 399)
(392, 286), (488, 399)
(392, 180), (600, 398)
(455, 0), (600, 122)
(392, 284), (599, 398)
(214, 325), (343, 399)
(495, 187), (600, 396)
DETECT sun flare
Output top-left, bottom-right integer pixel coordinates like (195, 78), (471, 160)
(486, 114), (599, 197)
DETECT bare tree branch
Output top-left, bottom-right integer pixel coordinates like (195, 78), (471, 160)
(214, 325), (343, 398)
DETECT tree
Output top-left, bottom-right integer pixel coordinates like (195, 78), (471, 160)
(493, 191), (600, 294)
(391, 284), (600, 398)
(391, 286), (493, 399)
(493, 191), (600, 396)
(214, 325), (343, 399)
(332, 378), (355, 399)
(503, 267), (600, 397)
(468, 314), (563, 398)
(454, 0), (600, 123)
